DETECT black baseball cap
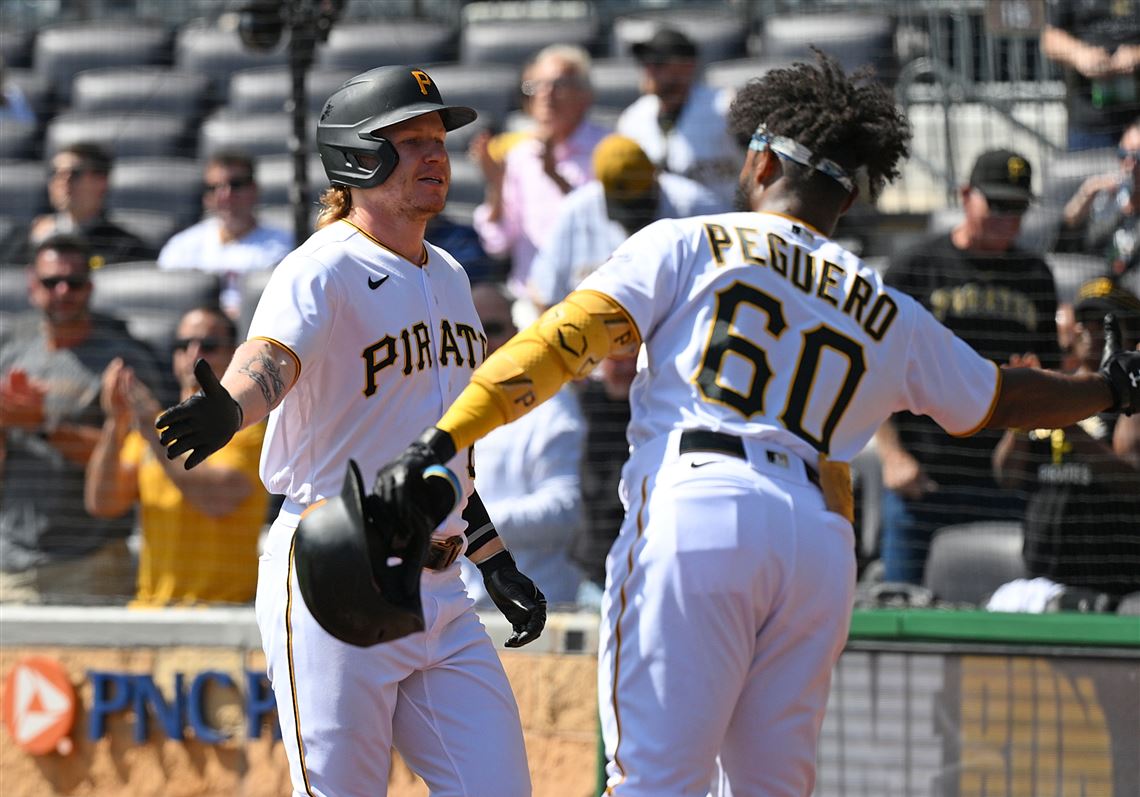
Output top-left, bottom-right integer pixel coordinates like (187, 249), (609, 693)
(1073, 277), (1140, 326)
(969, 149), (1035, 203)
(631, 27), (698, 64)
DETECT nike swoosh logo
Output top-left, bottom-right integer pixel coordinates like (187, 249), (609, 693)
(368, 274), (389, 290)
(690, 460), (718, 468)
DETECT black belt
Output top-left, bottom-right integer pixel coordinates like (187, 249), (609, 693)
(423, 535), (464, 571)
(678, 430), (821, 490)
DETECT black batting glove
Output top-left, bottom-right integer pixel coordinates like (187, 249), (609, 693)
(1098, 313), (1140, 416)
(478, 550), (547, 648)
(371, 427), (459, 544)
(155, 359), (242, 469)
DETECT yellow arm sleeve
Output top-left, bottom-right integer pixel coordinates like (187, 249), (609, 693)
(438, 290), (640, 451)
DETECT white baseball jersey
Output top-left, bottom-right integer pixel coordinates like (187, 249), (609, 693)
(578, 211), (1000, 468)
(248, 219), (486, 539)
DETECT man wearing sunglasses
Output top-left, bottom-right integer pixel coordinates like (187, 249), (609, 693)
(84, 305), (268, 607)
(1060, 118), (1140, 277)
(875, 149), (1061, 586)
(0, 142), (153, 267)
(0, 233), (162, 604)
(157, 151), (294, 318)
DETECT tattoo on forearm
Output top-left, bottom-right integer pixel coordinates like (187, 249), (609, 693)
(239, 354), (287, 407)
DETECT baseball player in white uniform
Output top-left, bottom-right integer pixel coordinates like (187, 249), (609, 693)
(375, 53), (1140, 797)
(155, 66), (546, 797)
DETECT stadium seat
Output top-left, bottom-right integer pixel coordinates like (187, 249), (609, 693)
(0, 160), (48, 222)
(107, 156), (204, 226)
(107, 208), (186, 252)
(237, 267), (275, 340)
(705, 57), (797, 94)
(923, 521), (1026, 605)
(0, 266), (30, 315)
(174, 20), (287, 103)
(460, 18), (601, 65)
(1038, 146), (1118, 210)
(421, 62), (521, 123)
(90, 263), (221, 359)
(227, 66), (354, 114)
(316, 20), (459, 72)
(0, 118), (39, 160)
(199, 110), (301, 159)
(255, 154), (329, 207)
(611, 11), (749, 64)
(34, 22), (171, 105)
(757, 13), (898, 85)
(447, 157), (486, 207)
(589, 58), (643, 113)
(0, 27), (35, 69)
(71, 67), (209, 119)
(256, 204), (320, 241)
(443, 112), (497, 154)
(45, 111), (192, 159)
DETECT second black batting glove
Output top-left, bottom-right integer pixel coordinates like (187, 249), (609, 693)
(156, 359), (243, 469)
(478, 550), (547, 648)
(1099, 313), (1140, 416)
(372, 427), (459, 544)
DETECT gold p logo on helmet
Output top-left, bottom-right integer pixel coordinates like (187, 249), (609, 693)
(1007, 156), (1027, 180)
(411, 70), (432, 96)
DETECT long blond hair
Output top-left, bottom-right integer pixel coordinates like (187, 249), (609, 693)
(316, 185), (352, 229)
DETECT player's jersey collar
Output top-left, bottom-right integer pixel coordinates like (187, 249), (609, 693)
(339, 219), (429, 266)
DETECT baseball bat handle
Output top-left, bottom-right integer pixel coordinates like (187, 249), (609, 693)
(423, 464), (462, 526)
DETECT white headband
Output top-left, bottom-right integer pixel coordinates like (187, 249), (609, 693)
(748, 124), (856, 193)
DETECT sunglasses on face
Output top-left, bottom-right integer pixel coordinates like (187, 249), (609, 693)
(983, 196), (1029, 215)
(520, 76), (584, 97)
(173, 336), (227, 354)
(203, 177), (254, 194)
(50, 168), (98, 182)
(38, 275), (90, 290)
(1118, 148), (1140, 162)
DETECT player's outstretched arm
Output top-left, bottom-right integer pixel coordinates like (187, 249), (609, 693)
(986, 315), (1140, 430)
(155, 338), (298, 470)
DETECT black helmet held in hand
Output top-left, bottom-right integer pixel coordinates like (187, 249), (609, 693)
(316, 65), (477, 189)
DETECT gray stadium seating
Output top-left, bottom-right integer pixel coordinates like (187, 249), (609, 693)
(0, 27), (35, 69)
(174, 20), (288, 103)
(0, 118), (39, 160)
(237, 267), (275, 340)
(315, 20), (459, 72)
(588, 58), (643, 113)
(705, 57), (797, 94)
(0, 266), (31, 315)
(199, 110), (301, 159)
(4, 68), (53, 120)
(419, 62), (521, 124)
(611, 11), (749, 64)
(107, 208), (186, 252)
(757, 13), (898, 84)
(227, 66), (354, 114)
(71, 67), (210, 119)
(460, 17), (601, 65)
(255, 154), (329, 207)
(1046, 252), (1111, 305)
(923, 521), (1026, 605)
(447, 157), (486, 207)
(33, 22), (171, 104)
(0, 160), (49, 221)
(45, 111), (191, 159)
(107, 157), (204, 226)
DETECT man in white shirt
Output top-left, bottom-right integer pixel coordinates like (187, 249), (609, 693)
(157, 151), (293, 317)
(618, 27), (741, 208)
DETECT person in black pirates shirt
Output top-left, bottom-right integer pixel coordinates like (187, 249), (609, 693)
(993, 279), (1140, 602)
(875, 149), (1061, 584)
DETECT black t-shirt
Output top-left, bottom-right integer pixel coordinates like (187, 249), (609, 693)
(885, 233), (1060, 487)
(1021, 415), (1140, 597)
(571, 380), (632, 585)
(1047, 0), (1140, 132)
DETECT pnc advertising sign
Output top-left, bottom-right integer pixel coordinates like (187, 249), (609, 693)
(2, 657), (279, 755)
(2, 657), (77, 755)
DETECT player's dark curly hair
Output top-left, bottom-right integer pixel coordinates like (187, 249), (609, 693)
(727, 49), (910, 201)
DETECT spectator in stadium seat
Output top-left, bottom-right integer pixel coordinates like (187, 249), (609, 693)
(529, 133), (722, 310)
(85, 305), (268, 606)
(0, 56), (36, 125)
(1041, 0), (1140, 151)
(471, 44), (608, 303)
(158, 151), (293, 318)
(458, 282), (586, 608)
(0, 142), (154, 266)
(617, 26), (740, 209)
(991, 278), (1140, 606)
(874, 149), (1060, 585)
(1057, 118), (1139, 277)
(0, 234), (162, 604)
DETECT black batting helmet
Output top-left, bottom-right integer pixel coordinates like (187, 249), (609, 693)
(293, 460), (462, 646)
(316, 65), (477, 189)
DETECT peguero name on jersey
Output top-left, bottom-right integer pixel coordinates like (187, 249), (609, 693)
(361, 318), (485, 397)
(703, 223), (898, 342)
